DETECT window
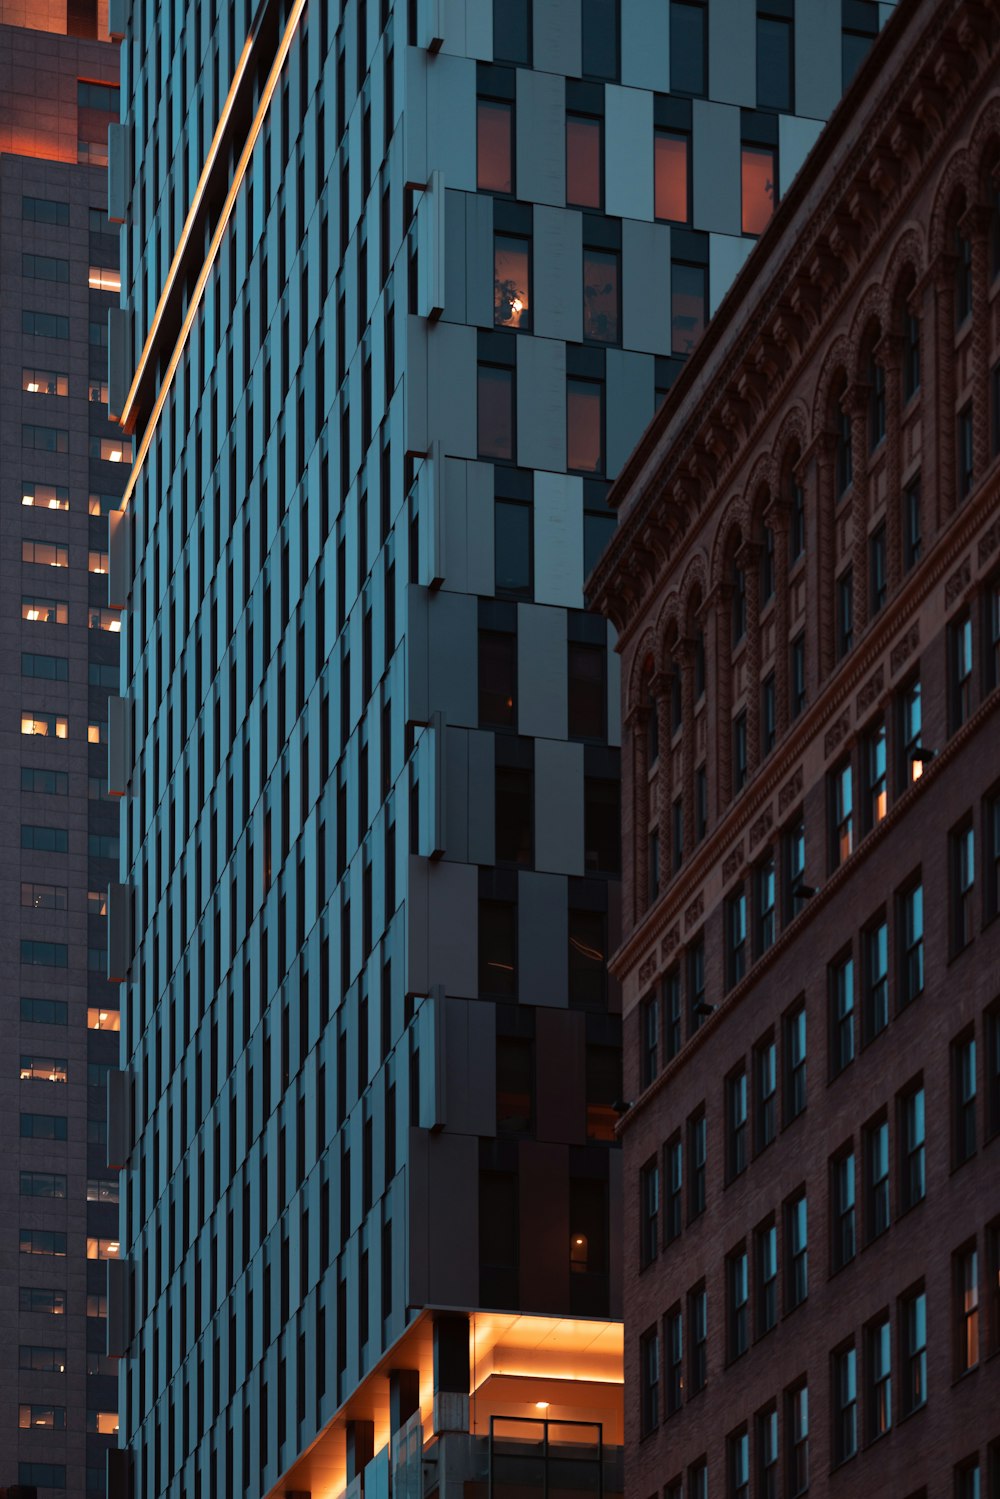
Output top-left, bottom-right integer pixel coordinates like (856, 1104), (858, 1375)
(494, 498), (531, 596)
(23, 423), (69, 454)
(865, 1316), (893, 1443)
(953, 1032), (977, 1166)
(985, 574), (1000, 691)
(22, 481), (69, 510)
(732, 712), (748, 793)
(479, 900), (516, 998)
(726, 1068), (748, 1180)
(566, 114), (602, 209)
(664, 968), (682, 1062)
(688, 1109), (706, 1221)
(19, 1403), (66, 1430)
(89, 608), (122, 632)
(671, 261), (706, 356)
(899, 678), (922, 787)
(949, 611), (973, 732)
(495, 766), (532, 865)
(493, 234), (530, 330)
(584, 776), (619, 871)
(22, 652), (68, 682)
(20, 1171), (67, 1197)
(665, 1133), (682, 1243)
(22, 367), (69, 397)
(784, 1002), (807, 1122)
(22, 539), (68, 569)
(757, 11), (793, 110)
(955, 1459), (981, 1499)
(21, 711), (68, 739)
(741, 144), (776, 236)
(790, 478), (806, 561)
(583, 248), (620, 343)
(639, 992), (659, 1089)
(898, 1082), (926, 1212)
(86, 1237), (120, 1260)
(22, 252), (69, 282)
(836, 568), (854, 659)
(989, 1006), (1000, 1138)
(869, 524), (887, 613)
(830, 952), (855, 1076)
(831, 759), (854, 868)
(728, 1427), (750, 1499)
(568, 908), (605, 1010)
(863, 919), (888, 1043)
(479, 364), (515, 461)
(496, 1037), (533, 1135)
(689, 1460), (708, 1499)
(477, 98), (512, 193)
(22, 309), (69, 339)
(639, 1326), (659, 1435)
(790, 632), (806, 717)
(87, 1007), (120, 1031)
(21, 826), (68, 853)
(19, 1465), (67, 1489)
(754, 1034), (777, 1152)
(19, 1287), (66, 1314)
(479, 630), (516, 728)
(640, 1158), (659, 1268)
(785, 1192), (807, 1310)
(584, 506), (616, 576)
(585, 1044), (620, 1143)
(665, 1305), (683, 1415)
(688, 1282), (707, 1394)
(23, 194), (68, 223)
(864, 1117), (890, 1241)
(784, 814), (807, 921)
(832, 1345), (857, 1464)
(785, 1381), (809, 1497)
(904, 307), (921, 398)
(836, 395), (853, 498)
(581, 0), (619, 79)
(755, 856), (776, 956)
(864, 720), (887, 832)
(955, 1245), (979, 1373)
(20, 1056), (67, 1082)
(726, 887), (747, 989)
(567, 378), (604, 473)
(20, 1113), (67, 1140)
(568, 641), (605, 740)
(755, 1220), (777, 1336)
(23, 769), (67, 796)
(831, 1148), (856, 1272)
(951, 820), (975, 954)
(900, 1286), (927, 1415)
(654, 129), (689, 222)
(20, 1228), (67, 1257)
(958, 403), (974, 501)
(670, 1), (707, 94)
(762, 672), (776, 755)
(687, 938), (706, 1035)
(493, 0), (531, 63)
(903, 475), (921, 570)
(756, 1407), (778, 1499)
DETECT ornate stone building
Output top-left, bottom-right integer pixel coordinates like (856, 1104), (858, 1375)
(589, 0), (1000, 1494)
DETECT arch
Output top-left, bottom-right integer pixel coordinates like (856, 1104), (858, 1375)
(885, 226), (925, 325)
(709, 493), (749, 591)
(653, 588), (684, 666)
(626, 628), (659, 715)
(743, 450), (778, 529)
(771, 402), (809, 481)
(927, 145), (974, 260)
(678, 550), (709, 632)
(810, 334), (854, 439)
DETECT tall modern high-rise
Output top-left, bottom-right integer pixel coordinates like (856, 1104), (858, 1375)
(0, 2), (124, 1493)
(108, 2), (894, 1495)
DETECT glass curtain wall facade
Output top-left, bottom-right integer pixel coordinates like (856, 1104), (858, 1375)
(110, 0), (894, 1494)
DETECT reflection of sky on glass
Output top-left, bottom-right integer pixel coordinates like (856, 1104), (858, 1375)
(671, 264), (705, 356)
(583, 251), (618, 342)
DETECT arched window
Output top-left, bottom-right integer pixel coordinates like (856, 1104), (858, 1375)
(785, 448), (805, 562)
(955, 221), (973, 326)
(647, 676), (659, 765)
(760, 521), (775, 604)
(902, 295), (920, 401)
(990, 160), (1000, 280)
(834, 377), (852, 499)
(730, 543), (746, 647)
(868, 344), (885, 450)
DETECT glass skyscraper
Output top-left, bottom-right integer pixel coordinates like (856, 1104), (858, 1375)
(107, 1), (893, 1495)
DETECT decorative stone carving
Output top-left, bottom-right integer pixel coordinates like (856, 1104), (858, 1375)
(979, 516), (1000, 566)
(722, 845), (745, 883)
(661, 925), (680, 960)
(945, 557), (971, 607)
(638, 953), (657, 986)
(856, 666), (884, 718)
(685, 892), (704, 931)
(890, 621), (920, 675)
(824, 713), (852, 758)
(778, 767), (804, 815)
(749, 805), (774, 850)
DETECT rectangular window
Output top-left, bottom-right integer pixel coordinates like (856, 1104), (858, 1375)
(741, 144), (776, 236)
(670, 1), (707, 94)
(494, 498), (531, 598)
(688, 1108), (706, 1221)
(567, 378), (604, 473)
(949, 611), (973, 733)
(958, 403), (974, 501)
(954, 1245), (979, 1373)
(639, 992), (659, 1090)
(836, 568), (854, 659)
(899, 677), (923, 786)
(952, 1031), (977, 1166)
(830, 759), (854, 868)
(950, 819), (975, 954)
(785, 1381), (809, 1497)
(761, 671), (776, 755)
(732, 711), (748, 792)
(671, 261), (706, 356)
(21, 711), (68, 739)
(479, 900), (516, 998)
(785, 1191), (808, 1310)
(665, 1133), (682, 1243)
(23, 194), (68, 223)
(654, 129), (689, 223)
(755, 854), (776, 956)
(639, 1325), (659, 1435)
(985, 573), (1000, 691)
(21, 482), (69, 511)
(864, 720), (887, 831)
(783, 1001), (807, 1123)
(754, 1034), (777, 1153)
(898, 1081), (926, 1212)
(899, 1285), (927, 1415)
(755, 1219), (777, 1337)
(640, 1158), (659, 1268)
(22, 539), (68, 568)
(790, 631), (806, 717)
(665, 1305), (683, 1415)
(726, 887), (747, 989)
(829, 952), (855, 1076)
(495, 766), (532, 866)
(864, 1117), (890, 1241)
(479, 629), (516, 728)
(756, 1407), (778, 1499)
(493, 234), (531, 331)
(726, 1067), (748, 1181)
(566, 114), (602, 209)
(477, 99), (512, 194)
(863, 919), (888, 1043)
(784, 814), (807, 922)
(19, 1055), (68, 1082)
(869, 524), (887, 614)
(988, 1005), (1000, 1139)
(832, 1345), (857, 1465)
(688, 1282), (707, 1394)
(831, 1147), (856, 1272)
(903, 475), (921, 570)
(757, 12), (793, 110)
(22, 368), (68, 397)
(583, 247), (620, 343)
(687, 938), (706, 1034)
(584, 776), (619, 871)
(22, 252), (69, 282)
(664, 968), (682, 1062)
(22, 310), (69, 339)
(19, 1171), (67, 1198)
(728, 1427), (750, 1499)
(581, 0), (619, 80)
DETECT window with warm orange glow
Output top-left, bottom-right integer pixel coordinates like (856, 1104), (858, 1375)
(583, 249), (619, 343)
(88, 551), (109, 574)
(23, 482), (69, 510)
(86, 1237), (120, 1260)
(88, 266), (120, 292)
(19, 1056), (68, 1083)
(742, 145), (776, 236)
(494, 235), (531, 330)
(478, 99), (513, 194)
(654, 130), (689, 223)
(671, 261), (706, 356)
(87, 722), (107, 744)
(88, 1410), (120, 1435)
(88, 889), (108, 916)
(567, 114), (602, 208)
(90, 437), (132, 463)
(23, 596), (68, 624)
(22, 368), (68, 396)
(23, 539), (68, 568)
(89, 608), (122, 632)
(567, 379), (604, 474)
(86, 1008), (120, 1031)
(22, 712), (68, 739)
(89, 381), (110, 404)
(478, 365), (515, 461)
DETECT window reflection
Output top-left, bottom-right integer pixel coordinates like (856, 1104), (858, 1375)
(671, 262), (706, 356)
(654, 130), (689, 223)
(478, 365), (515, 461)
(742, 145), (776, 236)
(568, 379), (604, 474)
(583, 249), (619, 342)
(567, 114), (601, 208)
(494, 235), (531, 330)
(477, 99), (513, 194)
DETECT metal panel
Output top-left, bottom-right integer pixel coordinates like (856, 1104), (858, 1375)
(533, 206), (582, 344)
(106, 1066), (130, 1168)
(708, 232), (755, 316)
(692, 100), (741, 235)
(107, 0), (126, 39)
(426, 320), (477, 460)
(604, 85), (653, 222)
(516, 68), (566, 208)
(533, 740), (585, 879)
(107, 695), (130, 797)
(107, 882), (132, 982)
(778, 113), (825, 196)
(622, 219), (671, 356)
(108, 505), (130, 608)
(404, 48), (428, 188)
(426, 53), (477, 193)
(517, 603), (567, 741)
(533, 470), (583, 610)
(106, 1257), (129, 1357)
(107, 121), (127, 222)
(418, 987), (446, 1129)
(708, 0), (756, 106)
(605, 348), (654, 478)
(621, 0), (669, 91)
(795, 0), (841, 121)
(515, 335), (566, 474)
(417, 172), (446, 319)
(517, 870), (570, 1006)
(533, 0), (582, 76)
(465, 192), (494, 329)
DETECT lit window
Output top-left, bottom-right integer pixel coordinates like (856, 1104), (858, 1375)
(86, 1008), (120, 1031)
(671, 261), (706, 356)
(87, 722), (107, 744)
(21, 712), (68, 738)
(88, 266), (121, 291)
(90, 437), (132, 463)
(88, 551), (109, 574)
(583, 248), (620, 342)
(477, 98), (513, 194)
(493, 234), (531, 330)
(86, 1410), (121, 1435)
(22, 596), (68, 624)
(87, 889), (108, 917)
(88, 381), (110, 404)
(87, 1178), (119, 1202)
(88, 493), (119, 516)
(22, 482), (69, 510)
(21, 882), (68, 910)
(19, 1056), (68, 1083)
(22, 368), (68, 396)
(741, 145), (776, 235)
(86, 1238), (120, 1261)
(18, 1404), (66, 1430)
(567, 378), (604, 473)
(88, 608), (122, 632)
(566, 114), (602, 208)
(22, 540), (68, 568)
(654, 130), (689, 222)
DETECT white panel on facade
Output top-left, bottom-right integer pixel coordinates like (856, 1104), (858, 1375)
(517, 603), (567, 741)
(108, 503), (130, 608)
(517, 870), (571, 1004)
(516, 68), (566, 208)
(516, 336), (566, 474)
(605, 86), (654, 222)
(404, 314), (429, 457)
(605, 348), (655, 479)
(693, 100), (741, 235)
(426, 53), (477, 192)
(418, 172), (446, 318)
(533, 206), (582, 344)
(709, 232), (755, 316)
(778, 113), (825, 197)
(533, 470), (584, 610)
(533, 0), (582, 77)
(621, 0), (669, 92)
(708, 0), (757, 106)
(622, 219), (670, 356)
(795, 0), (841, 121)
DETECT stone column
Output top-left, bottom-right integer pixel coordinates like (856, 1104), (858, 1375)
(963, 204), (992, 481)
(877, 332), (905, 594)
(705, 585), (732, 812)
(930, 251), (957, 526)
(737, 541), (761, 774)
(844, 380), (870, 638)
(652, 671), (673, 883)
(679, 638), (697, 858)
(765, 498), (791, 738)
(628, 705), (649, 923)
(812, 434), (837, 683)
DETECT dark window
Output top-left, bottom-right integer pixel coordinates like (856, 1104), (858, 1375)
(836, 568), (854, 659)
(754, 1034), (777, 1153)
(479, 365), (515, 461)
(584, 507), (616, 576)
(757, 12), (793, 110)
(864, 1117), (890, 1241)
(829, 952), (855, 1077)
(688, 1282), (708, 1393)
(785, 1192), (808, 1310)
(898, 1081), (926, 1212)
(479, 900), (516, 997)
(790, 632), (806, 718)
(477, 99), (512, 193)
(732, 712), (748, 794)
(863, 919), (888, 1043)
(639, 992), (659, 1089)
(688, 1109), (706, 1220)
(869, 524), (887, 614)
(756, 1407), (778, 1499)
(695, 765), (708, 843)
(987, 790), (1000, 924)
(900, 1286), (927, 1416)
(950, 819), (975, 954)
(898, 879), (924, 1007)
(789, 479), (805, 561)
(726, 1067), (748, 1180)
(664, 968), (682, 1062)
(671, 261), (706, 356)
(741, 144), (776, 236)
(954, 1244), (979, 1374)
(904, 308), (921, 399)
(958, 403), (974, 501)
(836, 393), (853, 498)
(726, 887), (747, 989)
(842, 11), (876, 88)
(568, 908), (606, 1010)
(479, 1171), (518, 1307)
(832, 1344), (857, 1465)
(869, 353), (886, 449)
(956, 227), (973, 325)
(494, 234), (531, 331)
(755, 1219), (778, 1336)
(494, 499), (531, 597)
(728, 1428), (750, 1499)
(495, 766), (532, 865)
(952, 1031), (977, 1166)
(639, 1158), (659, 1268)
(493, 0), (531, 63)
(496, 1037), (533, 1135)
(831, 1148), (856, 1271)
(761, 672), (776, 756)
(664, 1133), (682, 1244)
(687, 938), (706, 1035)
(783, 1002), (807, 1123)
(581, 0), (619, 79)
(566, 114), (602, 209)
(654, 130), (689, 223)
(949, 610), (973, 733)
(585, 1044), (620, 1143)
(984, 574), (1000, 691)
(670, 1), (707, 95)
(583, 248), (620, 343)
(479, 629), (516, 727)
(568, 641), (605, 740)
(665, 1305), (683, 1415)
(639, 1326), (659, 1435)
(903, 475), (921, 571)
(866, 1315), (892, 1441)
(584, 777), (619, 871)
(727, 1246), (749, 1362)
(567, 379), (604, 473)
